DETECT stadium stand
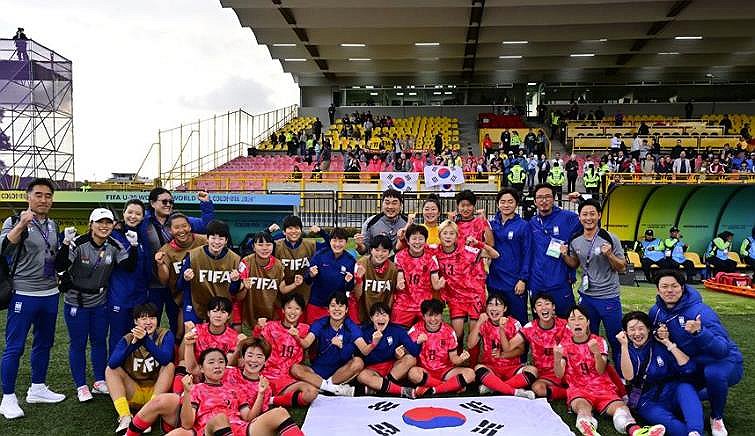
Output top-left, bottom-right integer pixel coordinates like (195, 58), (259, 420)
(327, 116), (461, 151)
(257, 116), (317, 151)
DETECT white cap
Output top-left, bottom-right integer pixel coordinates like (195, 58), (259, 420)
(89, 208), (114, 222)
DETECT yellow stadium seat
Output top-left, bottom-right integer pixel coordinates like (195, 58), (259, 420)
(727, 252), (747, 268)
(627, 251), (644, 268)
(684, 252), (706, 269)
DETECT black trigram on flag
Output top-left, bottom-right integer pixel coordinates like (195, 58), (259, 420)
(368, 401), (400, 412)
(459, 400), (494, 413)
(367, 421), (401, 435)
(472, 419), (505, 435)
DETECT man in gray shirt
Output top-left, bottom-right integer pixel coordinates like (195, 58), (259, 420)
(562, 199), (626, 366)
(0, 178), (66, 419)
(355, 189), (407, 255)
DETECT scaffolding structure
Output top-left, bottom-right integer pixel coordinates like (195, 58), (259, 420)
(0, 38), (74, 189)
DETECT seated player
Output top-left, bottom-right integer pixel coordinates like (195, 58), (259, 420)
(468, 294), (537, 399)
(176, 220), (241, 325)
(499, 293), (569, 400)
(256, 293), (318, 408)
(291, 292), (363, 397)
(106, 303), (175, 434)
(303, 228), (356, 323)
(354, 302), (420, 397)
(238, 231), (300, 328)
(167, 348), (303, 436)
(393, 225), (444, 328)
(554, 306), (665, 436)
(351, 235), (398, 324)
(406, 299), (475, 398)
(617, 312), (703, 436)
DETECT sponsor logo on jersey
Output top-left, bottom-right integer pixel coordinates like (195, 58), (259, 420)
(281, 257), (310, 271)
(198, 269), (233, 283)
(132, 356), (159, 374)
(364, 279), (392, 293)
(248, 277), (279, 291)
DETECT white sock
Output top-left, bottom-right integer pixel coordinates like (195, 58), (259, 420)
(2, 393), (18, 403)
(30, 383), (46, 390)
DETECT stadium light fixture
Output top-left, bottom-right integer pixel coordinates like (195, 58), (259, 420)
(408, 92), (417, 96)
(415, 42), (440, 46)
(418, 57), (440, 61)
(284, 58), (306, 62)
(499, 55), (523, 59)
(370, 92), (379, 96)
(273, 43), (296, 47)
(658, 52), (680, 55)
(444, 92), (453, 95)
(433, 92), (442, 95)
(674, 36), (702, 40)
(348, 58), (372, 61)
(396, 92), (405, 95)
(527, 82), (537, 85)
(570, 53), (595, 57)
(341, 43), (367, 47)
(352, 86), (361, 89)
(502, 41), (528, 44)
(365, 85), (374, 89)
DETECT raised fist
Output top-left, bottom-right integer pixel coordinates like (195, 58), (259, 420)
(125, 230), (138, 247)
(288, 325), (300, 338)
(587, 338), (601, 354)
(477, 313), (489, 324)
(416, 333), (428, 344)
(258, 376), (269, 393)
(600, 243), (611, 255)
(154, 251), (166, 264)
(355, 263), (366, 279)
(354, 233), (365, 246)
(197, 191), (210, 202)
(18, 210), (34, 226)
(183, 268), (194, 281)
(372, 330), (383, 343)
(257, 318), (268, 329)
(331, 335), (343, 349)
(230, 269), (240, 282)
(459, 350), (471, 362)
(309, 265), (319, 277)
(268, 223), (280, 233)
(615, 331), (628, 346)
(344, 272), (354, 282)
(64, 227), (77, 244)
(309, 225), (321, 234)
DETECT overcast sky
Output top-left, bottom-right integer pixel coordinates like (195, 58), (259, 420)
(2, 0), (299, 180)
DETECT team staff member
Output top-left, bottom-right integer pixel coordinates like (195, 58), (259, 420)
(355, 189), (407, 254)
(638, 229), (664, 282)
(488, 188), (532, 325)
(528, 183), (582, 318)
(108, 199), (153, 353)
(144, 188), (215, 335)
(0, 178), (65, 419)
(57, 208), (137, 402)
(562, 199), (626, 367)
(649, 270), (742, 436)
(705, 231), (737, 275)
(739, 227), (755, 270)
(303, 228), (356, 323)
(659, 226), (694, 282)
(351, 235), (398, 323)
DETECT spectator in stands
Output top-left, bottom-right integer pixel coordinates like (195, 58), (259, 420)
(363, 119), (373, 145)
(320, 140), (332, 173)
(565, 155), (579, 193)
(482, 134), (494, 158)
(638, 229), (664, 282)
(285, 131), (296, 156)
(524, 128), (537, 155)
(298, 130), (307, 156)
(546, 162), (565, 204)
(651, 135), (661, 160)
(610, 133), (622, 151)
(637, 121), (650, 136)
(630, 134), (643, 161)
(659, 227), (695, 282)
(583, 163), (600, 197)
(525, 153), (537, 191)
(537, 154), (550, 185)
(614, 110), (624, 126)
(693, 152), (703, 173)
(510, 130), (523, 153)
(671, 139), (683, 159)
(642, 155), (656, 174)
(310, 164), (322, 181)
(595, 106), (605, 121)
(499, 129), (511, 154)
(549, 110), (561, 140)
(708, 157), (725, 175)
(312, 117), (322, 140)
(366, 155), (384, 179)
(270, 133), (278, 146)
(705, 231), (737, 275)
(345, 153), (361, 182)
(656, 155), (672, 174)
(684, 100), (694, 119)
(290, 165), (302, 182)
(747, 152), (755, 171)
(719, 114), (732, 135)
(328, 103), (336, 124)
(673, 151), (692, 175)
(740, 123), (751, 141)
(536, 129), (548, 156)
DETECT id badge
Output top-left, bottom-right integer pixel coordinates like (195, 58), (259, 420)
(43, 257), (56, 278)
(546, 238), (564, 258)
(627, 386), (642, 409)
(580, 274), (589, 292)
(664, 249), (671, 258)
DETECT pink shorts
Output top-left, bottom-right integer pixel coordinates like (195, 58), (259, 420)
(391, 306), (423, 328)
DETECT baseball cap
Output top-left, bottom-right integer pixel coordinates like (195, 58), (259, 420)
(645, 229), (654, 236)
(89, 208), (114, 222)
(669, 226), (680, 232)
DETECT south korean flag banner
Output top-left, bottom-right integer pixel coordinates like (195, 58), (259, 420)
(302, 396), (575, 436)
(424, 165), (465, 187)
(381, 172), (419, 193)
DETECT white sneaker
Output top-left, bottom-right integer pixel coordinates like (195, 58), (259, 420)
(332, 384), (355, 397)
(92, 380), (109, 395)
(0, 394), (25, 419)
(710, 418), (728, 436)
(478, 384), (493, 395)
(26, 384), (66, 404)
(576, 416), (601, 436)
(77, 385), (93, 403)
(514, 388), (536, 400)
(115, 415), (132, 435)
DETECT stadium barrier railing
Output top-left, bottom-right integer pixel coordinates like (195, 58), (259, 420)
(606, 172), (755, 185)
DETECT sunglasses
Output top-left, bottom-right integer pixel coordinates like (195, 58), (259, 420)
(159, 199), (174, 206)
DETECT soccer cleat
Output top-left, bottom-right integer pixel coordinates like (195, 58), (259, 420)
(478, 385), (493, 395)
(92, 380), (109, 395)
(710, 418), (728, 436)
(514, 388), (536, 400)
(0, 395), (25, 419)
(115, 415), (132, 435)
(364, 386), (377, 396)
(26, 385), (66, 404)
(632, 424), (666, 436)
(400, 387), (415, 399)
(576, 416), (601, 436)
(77, 385), (94, 403)
(331, 384), (355, 397)
(412, 386), (433, 398)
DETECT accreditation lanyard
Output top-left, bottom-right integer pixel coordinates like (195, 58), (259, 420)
(86, 243), (108, 279)
(31, 218), (53, 254)
(584, 232), (600, 268)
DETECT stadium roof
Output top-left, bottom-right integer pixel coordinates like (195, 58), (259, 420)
(222, 0), (755, 86)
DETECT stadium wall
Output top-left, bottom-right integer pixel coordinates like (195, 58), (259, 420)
(545, 102), (755, 117)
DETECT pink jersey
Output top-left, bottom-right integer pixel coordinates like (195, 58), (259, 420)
(193, 323), (238, 361)
(519, 317), (568, 374)
(259, 321), (309, 381)
(222, 366), (270, 413)
(435, 244), (485, 302)
(408, 321), (457, 375)
(478, 317), (522, 369)
(456, 216), (490, 243)
(394, 248), (439, 312)
(190, 382), (247, 434)
(561, 334), (615, 395)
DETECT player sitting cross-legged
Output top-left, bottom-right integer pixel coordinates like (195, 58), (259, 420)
(468, 293), (537, 399)
(354, 302), (420, 397)
(406, 299), (476, 398)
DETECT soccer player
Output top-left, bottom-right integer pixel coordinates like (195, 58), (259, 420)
(291, 292), (363, 397)
(407, 299), (475, 397)
(303, 227), (356, 323)
(649, 270), (742, 436)
(239, 231), (300, 327)
(351, 235), (398, 324)
(396, 195), (443, 249)
(176, 220), (241, 325)
(56, 208), (138, 402)
(154, 213), (208, 336)
(468, 294), (537, 399)
(257, 293), (318, 408)
(106, 303), (175, 434)
(617, 312), (703, 436)
(355, 302), (420, 397)
(451, 189), (493, 246)
(499, 293), (568, 400)
(168, 348), (303, 436)
(487, 187), (532, 325)
(554, 306), (664, 436)
(392, 225), (444, 328)
(435, 219), (499, 349)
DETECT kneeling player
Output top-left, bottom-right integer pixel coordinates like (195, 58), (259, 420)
(554, 306), (665, 436)
(355, 302), (420, 397)
(167, 348), (303, 436)
(407, 299), (475, 397)
(468, 294), (537, 399)
(291, 292), (363, 397)
(106, 303), (175, 434)
(499, 293), (569, 400)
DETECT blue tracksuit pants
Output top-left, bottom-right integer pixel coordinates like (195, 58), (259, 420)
(578, 293), (623, 367)
(536, 284), (575, 319)
(147, 287), (180, 335)
(107, 304), (134, 355)
(1, 293), (59, 394)
(697, 359), (743, 420)
(64, 303), (108, 387)
(489, 287), (528, 326)
(639, 383), (704, 436)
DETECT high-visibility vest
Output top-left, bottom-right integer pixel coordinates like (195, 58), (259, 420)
(508, 165), (526, 184)
(583, 170), (600, 188)
(706, 237), (730, 261)
(547, 167), (565, 186)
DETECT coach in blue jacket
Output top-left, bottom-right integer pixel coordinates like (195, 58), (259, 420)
(527, 183), (581, 318)
(649, 269), (742, 436)
(488, 187), (531, 325)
